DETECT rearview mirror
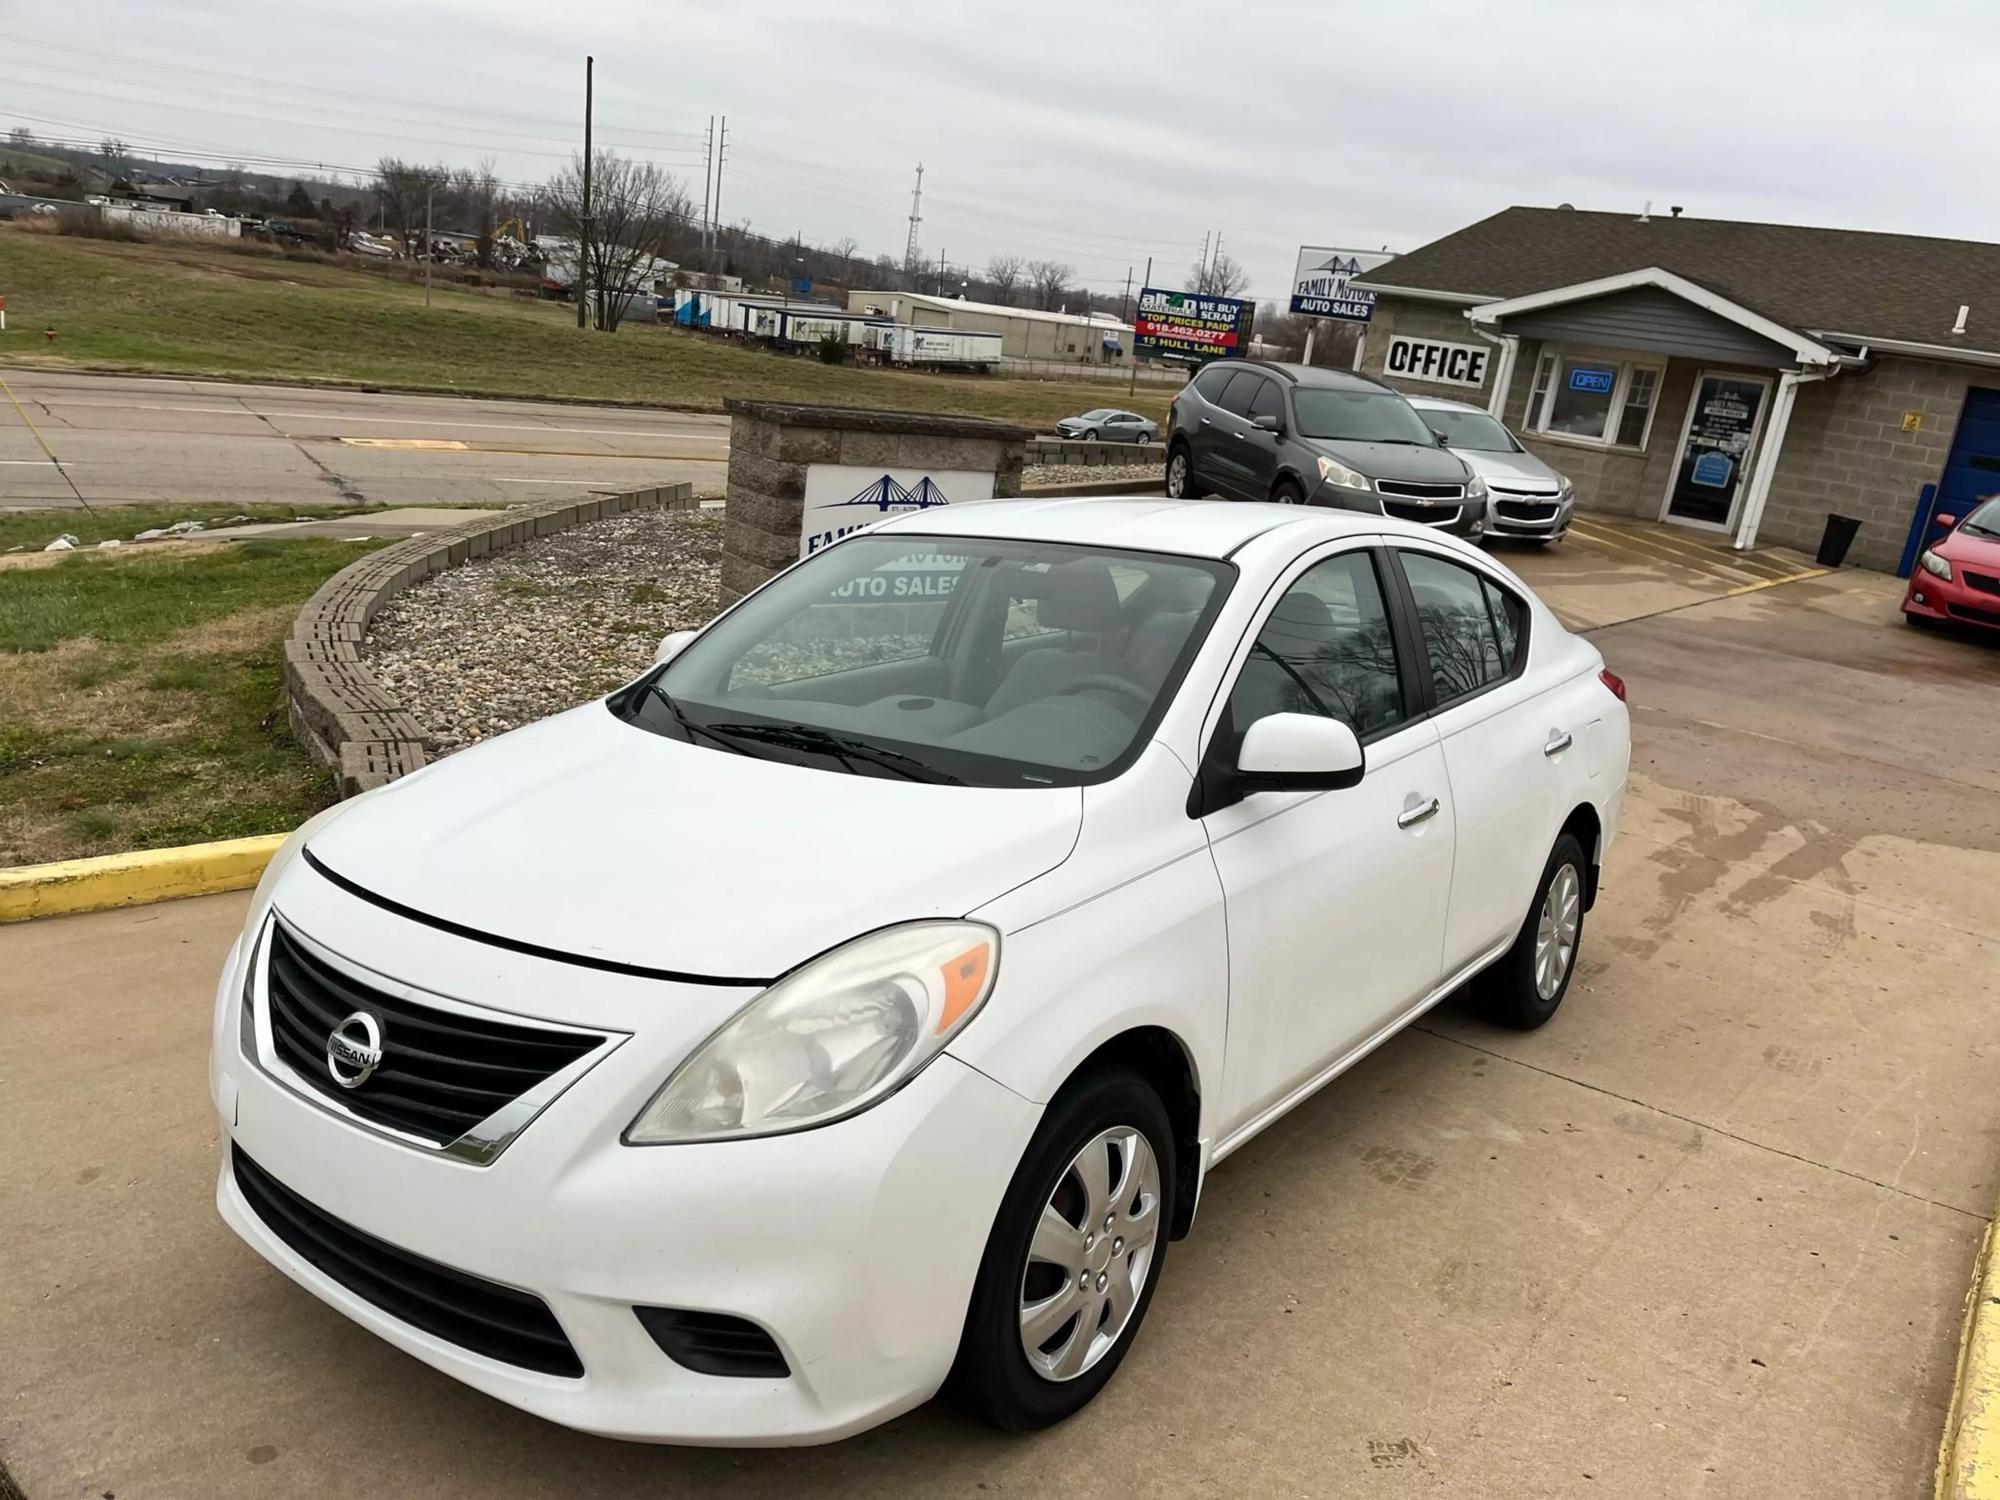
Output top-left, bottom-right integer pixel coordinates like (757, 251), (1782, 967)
(1252, 414), (1283, 434)
(1237, 712), (1364, 790)
(654, 628), (698, 666)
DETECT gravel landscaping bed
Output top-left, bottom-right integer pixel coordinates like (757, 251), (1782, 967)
(1023, 462), (1159, 488)
(364, 509), (721, 755)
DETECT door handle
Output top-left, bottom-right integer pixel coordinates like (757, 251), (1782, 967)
(1199, 416), (1212, 426)
(1543, 730), (1574, 757)
(1397, 796), (1441, 829)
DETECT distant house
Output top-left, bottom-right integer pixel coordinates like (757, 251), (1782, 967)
(114, 182), (198, 213)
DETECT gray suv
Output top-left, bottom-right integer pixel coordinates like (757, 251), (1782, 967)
(1164, 362), (1487, 539)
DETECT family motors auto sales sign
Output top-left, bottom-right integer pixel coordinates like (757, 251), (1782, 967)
(1134, 288), (1254, 363)
(1289, 247), (1393, 320)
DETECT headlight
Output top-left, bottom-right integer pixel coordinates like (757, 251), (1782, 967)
(1557, 477), (1574, 502)
(626, 920), (1000, 1144)
(1464, 476), (1488, 500)
(1315, 454), (1370, 491)
(1919, 549), (1953, 580)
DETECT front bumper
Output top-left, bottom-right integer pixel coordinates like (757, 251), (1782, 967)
(209, 871), (1040, 1446)
(1904, 571), (2000, 630)
(1485, 492), (1573, 539)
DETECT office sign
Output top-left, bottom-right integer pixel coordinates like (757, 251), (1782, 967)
(1289, 247), (1392, 321)
(1134, 287), (1253, 363)
(799, 465), (996, 558)
(1384, 335), (1490, 389)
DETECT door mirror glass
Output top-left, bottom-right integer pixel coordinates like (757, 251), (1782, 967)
(655, 628), (698, 666)
(1237, 712), (1364, 790)
(1937, 514), (1957, 527)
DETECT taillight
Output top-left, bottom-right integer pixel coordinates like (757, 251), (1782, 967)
(1599, 668), (1627, 703)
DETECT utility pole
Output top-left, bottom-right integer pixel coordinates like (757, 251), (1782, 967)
(936, 249), (945, 297)
(1119, 265), (1133, 324)
(711, 115), (728, 273)
(700, 115), (714, 255)
(423, 180), (433, 308)
(576, 55), (593, 330)
(904, 163), (924, 275)
(1128, 254), (1150, 397)
(1195, 231), (1210, 294)
(1211, 232), (1224, 294)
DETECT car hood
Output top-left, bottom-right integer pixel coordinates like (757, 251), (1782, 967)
(1936, 525), (2000, 567)
(1308, 439), (1472, 484)
(1449, 447), (1566, 491)
(306, 705), (1084, 981)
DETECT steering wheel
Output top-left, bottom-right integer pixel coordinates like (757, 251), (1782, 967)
(1059, 674), (1153, 712)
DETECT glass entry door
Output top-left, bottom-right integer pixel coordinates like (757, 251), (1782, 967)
(1665, 374), (1771, 528)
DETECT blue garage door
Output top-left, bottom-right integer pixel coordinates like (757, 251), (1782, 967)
(1939, 386), (2000, 519)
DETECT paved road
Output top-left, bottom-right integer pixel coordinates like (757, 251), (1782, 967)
(5, 555), (2000, 1498)
(0, 370), (730, 510)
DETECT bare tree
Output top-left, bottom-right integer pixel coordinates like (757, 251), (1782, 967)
(985, 254), (1025, 305)
(1025, 258), (1074, 311)
(9, 126), (35, 150)
(542, 150), (693, 332)
(97, 137), (129, 171)
(1185, 250), (1250, 298)
(376, 157), (447, 257)
(451, 159), (501, 267)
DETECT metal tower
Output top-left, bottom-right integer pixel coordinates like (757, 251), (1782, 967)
(904, 163), (924, 273)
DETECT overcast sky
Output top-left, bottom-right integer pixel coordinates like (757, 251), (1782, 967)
(8, 0), (2000, 305)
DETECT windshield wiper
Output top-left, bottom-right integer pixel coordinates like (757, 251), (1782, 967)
(648, 684), (759, 758)
(708, 722), (964, 784)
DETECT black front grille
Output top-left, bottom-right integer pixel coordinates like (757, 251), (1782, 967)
(1949, 601), (2000, 628)
(636, 1307), (791, 1378)
(1383, 500), (1462, 526)
(265, 921), (604, 1147)
(1497, 500), (1560, 522)
(1965, 570), (2000, 598)
(232, 1146), (583, 1377)
(1376, 479), (1465, 500)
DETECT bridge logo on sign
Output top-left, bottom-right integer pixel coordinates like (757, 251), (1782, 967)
(834, 474), (956, 513)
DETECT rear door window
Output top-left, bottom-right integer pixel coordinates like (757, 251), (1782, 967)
(1192, 364), (1236, 403)
(1214, 372), (1262, 417)
(1397, 551), (1512, 703)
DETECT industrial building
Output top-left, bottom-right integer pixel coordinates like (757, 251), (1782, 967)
(844, 289), (1133, 366)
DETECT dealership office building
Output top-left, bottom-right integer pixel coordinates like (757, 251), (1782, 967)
(1350, 207), (2000, 572)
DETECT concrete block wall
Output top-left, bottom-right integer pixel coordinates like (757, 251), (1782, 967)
(1024, 438), (1165, 466)
(1758, 357), (1969, 571)
(1360, 297), (1502, 404)
(286, 484), (697, 796)
(719, 400), (1030, 608)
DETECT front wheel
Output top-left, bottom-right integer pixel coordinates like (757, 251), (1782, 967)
(1476, 833), (1587, 1029)
(948, 1068), (1175, 1431)
(1080, 428), (1098, 442)
(1271, 479), (1306, 505)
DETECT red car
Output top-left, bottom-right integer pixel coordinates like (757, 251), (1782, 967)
(1905, 496), (2000, 632)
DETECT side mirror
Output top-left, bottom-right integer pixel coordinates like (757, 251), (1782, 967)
(654, 628), (698, 666)
(1430, 427), (1451, 445)
(1936, 514), (1957, 527)
(1252, 413), (1283, 435)
(1237, 712), (1364, 791)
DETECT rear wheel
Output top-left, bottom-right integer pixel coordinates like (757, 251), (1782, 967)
(1165, 442), (1207, 499)
(948, 1068), (1174, 1432)
(1476, 834), (1586, 1029)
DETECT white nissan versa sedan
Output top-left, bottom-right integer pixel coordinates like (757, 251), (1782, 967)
(210, 498), (1629, 1445)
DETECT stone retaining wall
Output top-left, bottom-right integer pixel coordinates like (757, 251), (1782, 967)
(1024, 438), (1165, 466)
(286, 484), (696, 797)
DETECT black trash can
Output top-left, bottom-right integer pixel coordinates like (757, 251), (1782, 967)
(1816, 513), (1861, 567)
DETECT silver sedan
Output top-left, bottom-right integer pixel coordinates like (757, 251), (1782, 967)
(1054, 409), (1159, 443)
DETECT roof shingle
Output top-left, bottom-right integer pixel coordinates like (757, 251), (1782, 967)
(1357, 207), (2000, 354)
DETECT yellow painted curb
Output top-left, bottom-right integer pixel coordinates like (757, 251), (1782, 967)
(1939, 1212), (2000, 1499)
(0, 834), (286, 923)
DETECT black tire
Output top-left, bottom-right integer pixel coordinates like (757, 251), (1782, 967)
(1270, 478), (1306, 506)
(1081, 428), (1098, 441)
(1476, 833), (1587, 1029)
(1165, 441), (1207, 499)
(947, 1067), (1176, 1432)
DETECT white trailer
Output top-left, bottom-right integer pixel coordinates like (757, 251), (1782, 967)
(876, 325), (1003, 372)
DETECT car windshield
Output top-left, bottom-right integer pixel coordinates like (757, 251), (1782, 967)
(1423, 407), (1519, 452)
(1292, 388), (1437, 445)
(1075, 409), (1115, 421)
(1960, 496), (2000, 536)
(624, 534), (1232, 788)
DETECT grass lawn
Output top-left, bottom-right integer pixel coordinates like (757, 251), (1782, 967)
(0, 523), (383, 866)
(0, 500), (375, 554)
(0, 227), (1172, 426)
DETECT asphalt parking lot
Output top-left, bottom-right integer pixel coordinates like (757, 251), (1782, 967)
(5, 523), (1999, 1498)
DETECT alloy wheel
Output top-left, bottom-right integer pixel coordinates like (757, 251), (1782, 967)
(1018, 1126), (1162, 1382)
(1535, 862), (1581, 999)
(1166, 452), (1188, 498)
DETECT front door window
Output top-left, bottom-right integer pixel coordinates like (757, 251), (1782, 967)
(1667, 375), (1769, 527)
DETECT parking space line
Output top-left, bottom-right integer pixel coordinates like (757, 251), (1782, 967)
(1568, 518), (1813, 580)
(1567, 520), (1801, 585)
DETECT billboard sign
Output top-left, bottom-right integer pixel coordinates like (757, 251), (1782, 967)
(1134, 288), (1253, 363)
(798, 464), (997, 557)
(1289, 247), (1392, 321)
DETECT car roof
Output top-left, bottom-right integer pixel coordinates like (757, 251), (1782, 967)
(870, 496), (1405, 559)
(1227, 361), (1397, 394)
(1404, 394), (1482, 412)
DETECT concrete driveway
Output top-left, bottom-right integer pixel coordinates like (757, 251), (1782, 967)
(4, 533), (1998, 1498)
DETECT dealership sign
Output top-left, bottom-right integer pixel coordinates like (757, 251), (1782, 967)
(798, 465), (997, 557)
(1134, 288), (1253, 363)
(1384, 335), (1490, 389)
(1289, 247), (1392, 321)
